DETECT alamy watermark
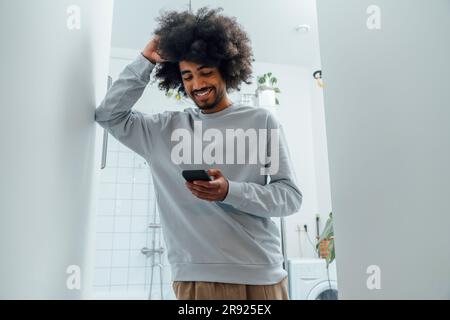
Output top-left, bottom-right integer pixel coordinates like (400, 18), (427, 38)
(66, 265), (81, 290)
(171, 121), (280, 175)
(67, 5), (81, 30)
(366, 264), (382, 290)
(367, 5), (381, 30)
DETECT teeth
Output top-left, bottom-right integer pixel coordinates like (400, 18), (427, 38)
(195, 88), (211, 96)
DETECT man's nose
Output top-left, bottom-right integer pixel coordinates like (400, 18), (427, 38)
(192, 78), (208, 91)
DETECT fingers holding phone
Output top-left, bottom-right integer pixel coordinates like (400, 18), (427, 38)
(183, 169), (229, 202)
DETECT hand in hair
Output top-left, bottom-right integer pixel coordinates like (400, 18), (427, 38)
(141, 36), (168, 64)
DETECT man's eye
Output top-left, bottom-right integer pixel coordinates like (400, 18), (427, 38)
(201, 72), (212, 76)
(183, 77), (192, 81)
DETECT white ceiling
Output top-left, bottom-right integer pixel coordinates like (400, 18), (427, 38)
(111, 0), (322, 69)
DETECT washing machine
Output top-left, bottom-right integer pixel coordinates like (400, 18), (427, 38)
(288, 258), (338, 300)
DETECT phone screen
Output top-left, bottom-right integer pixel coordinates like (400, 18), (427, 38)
(182, 170), (212, 182)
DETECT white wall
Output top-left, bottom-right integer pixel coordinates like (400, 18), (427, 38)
(317, 0), (450, 299)
(0, 0), (113, 299)
(110, 0), (322, 69)
(310, 78), (333, 228)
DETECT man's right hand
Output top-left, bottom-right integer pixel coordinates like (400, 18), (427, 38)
(141, 36), (168, 64)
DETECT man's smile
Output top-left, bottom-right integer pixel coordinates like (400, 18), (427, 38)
(194, 87), (213, 101)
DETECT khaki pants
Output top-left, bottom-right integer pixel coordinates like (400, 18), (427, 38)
(172, 276), (289, 300)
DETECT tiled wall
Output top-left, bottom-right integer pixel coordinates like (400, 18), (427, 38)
(91, 52), (188, 299)
(93, 134), (175, 300)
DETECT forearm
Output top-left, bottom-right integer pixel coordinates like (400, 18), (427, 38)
(221, 178), (303, 218)
(94, 53), (158, 158)
(95, 53), (155, 127)
(221, 116), (303, 218)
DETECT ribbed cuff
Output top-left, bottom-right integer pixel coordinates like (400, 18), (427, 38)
(221, 180), (245, 208)
(126, 53), (155, 83)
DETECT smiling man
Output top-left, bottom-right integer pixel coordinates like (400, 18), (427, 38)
(180, 61), (230, 112)
(95, 7), (302, 300)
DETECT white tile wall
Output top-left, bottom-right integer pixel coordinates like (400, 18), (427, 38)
(132, 200), (150, 215)
(129, 250), (147, 268)
(95, 251), (112, 268)
(128, 267), (146, 285)
(115, 200), (132, 216)
(113, 217), (131, 233)
(133, 184), (148, 199)
(96, 216), (115, 233)
(130, 233), (147, 250)
(100, 168), (117, 183)
(94, 136), (172, 299)
(99, 183), (116, 199)
(131, 217), (148, 233)
(106, 151), (119, 166)
(92, 54), (186, 299)
(118, 185), (133, 200)
(117, 168), (133, 184)
(118, 152), (135, 167)
(94, 268), (111, 287)
(133, 169), (150, 183)
(96, 233), (113, 250)
(112, 233), (130, 250)
(110, 268), (129, 285)
(111, 251), (129, 267)
(97, 200), (115, 215)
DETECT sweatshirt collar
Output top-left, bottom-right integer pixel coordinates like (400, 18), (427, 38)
(196, 102), (238, 119)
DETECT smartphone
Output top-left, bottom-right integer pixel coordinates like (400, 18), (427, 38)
(182, 170), (212, 182)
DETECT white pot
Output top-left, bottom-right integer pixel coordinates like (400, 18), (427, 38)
(257, 88), (276, 107)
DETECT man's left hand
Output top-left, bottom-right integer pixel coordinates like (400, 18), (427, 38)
(185, 169), (229, 202)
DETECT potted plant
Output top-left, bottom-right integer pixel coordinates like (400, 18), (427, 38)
(165, 88), (183, 101)
(164, 88), (194, 108)
(316, 212), (335, 269)
(255, 72), (281, 107)
(149, 76), (190, 105)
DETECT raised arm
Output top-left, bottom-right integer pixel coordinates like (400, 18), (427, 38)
(95, 37), (167, 159)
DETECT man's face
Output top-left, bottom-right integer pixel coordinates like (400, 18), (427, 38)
(179, 60), (227, 111)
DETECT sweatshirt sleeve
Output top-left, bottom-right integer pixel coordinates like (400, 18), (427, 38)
(220, 115), (303, 218)
(95, 53), (162, 159)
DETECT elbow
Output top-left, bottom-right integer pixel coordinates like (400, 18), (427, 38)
(94, 111), (107, 130)
(94, 107), (103, 124)
(94, 107), (107, 123)
(286, 189), (302, 216)
(276, 182), (303, 217)
(94, 107), (114, 130)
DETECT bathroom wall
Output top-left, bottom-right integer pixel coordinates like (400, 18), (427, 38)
(93, 135), (175, 299)
(0, 0), (113, 299)
(93, 50), (182, 299)
(317, 0), (450, 298)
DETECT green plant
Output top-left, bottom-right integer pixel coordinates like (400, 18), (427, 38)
(165, 88), (183, 101)
(256, 72), (281, 105)
(316, 211), (335, 268)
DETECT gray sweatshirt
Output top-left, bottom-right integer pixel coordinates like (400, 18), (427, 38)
(95, 53), (303, 285)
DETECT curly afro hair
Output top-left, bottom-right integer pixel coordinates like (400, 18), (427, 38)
(152, 6), (254, 97)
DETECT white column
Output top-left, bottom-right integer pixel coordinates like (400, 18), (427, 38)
(0, 0), (114, 299)
(317, 0), (450, 299)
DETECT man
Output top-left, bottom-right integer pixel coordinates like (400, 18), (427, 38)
(95, 7), (302, 300)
